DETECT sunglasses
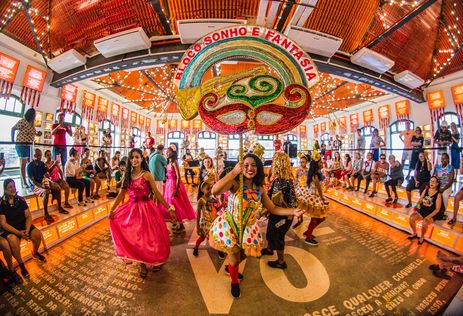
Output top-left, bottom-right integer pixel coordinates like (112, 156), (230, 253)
(380, 157), (386, 160)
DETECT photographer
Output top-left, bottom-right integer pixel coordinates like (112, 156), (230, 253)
(51, 112), (72, 166)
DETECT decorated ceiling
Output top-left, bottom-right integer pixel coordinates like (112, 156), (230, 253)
(1, 0), (462, 117)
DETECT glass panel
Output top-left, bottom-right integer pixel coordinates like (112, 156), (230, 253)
(0, 114), (21, 168)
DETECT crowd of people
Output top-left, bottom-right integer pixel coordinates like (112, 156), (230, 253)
(2, 109), (462, 294)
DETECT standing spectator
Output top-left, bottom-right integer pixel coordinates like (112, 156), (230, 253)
(405, 152), (432, 208)
(65, 148), (91, 207)
(181, 135), (190, 156)
(0, 179), (47, 280)
(433, 153), (454, 210)
(320, 143), (326, 159)
(349, 152), (363, 191)
(434, 121), (452, 165)
(384, 155), (404, 204)
(360, 152), (374, 193)
(283, 135), (292, 156)
(182, 149), (196, 186)
(273, 135), (282, 152)
(356, 129), (365, 154)
(144, 132), (154, 150)
(129, 133), (136, 148)
(407, 127), (424, 180)
(102, 128), (112, 150)
(27, 149), (67, 222)
(368, 153), (389, 197)
(11, 108), (42, 188)
(149, 144), (167, 195)
(51, 112), (72, 166)
(313, 140), (320, 151)
(450, 122), (460, 176)
(44, 150), (72, 209)
(370, 128), (385, 161)
(408, 176), (444, 245)
(73, 126), (85, 158)
(333, 135), (342, 152)
(400, 121), (415, 170)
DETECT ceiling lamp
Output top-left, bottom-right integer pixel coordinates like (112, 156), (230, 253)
(177, 19), (246, 44)
(351, 48), (395, 74)
(394, 70), (424, 89)
(94, 27), (151, 58)
(48, 49), (86, 74)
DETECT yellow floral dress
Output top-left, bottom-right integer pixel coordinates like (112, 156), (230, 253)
(295, 167), (328, 218)
(209, 184), (262, 256)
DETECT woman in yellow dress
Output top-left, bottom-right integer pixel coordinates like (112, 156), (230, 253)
(209, 153), (302, 298)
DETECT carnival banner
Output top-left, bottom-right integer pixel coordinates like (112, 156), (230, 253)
(168, 119), (178, 132)
(0, 52), (20, 99)
(21, 65), (46, 108)
(338, 116), (347, 134)
(60, 84), (78, 113)
(192, 119), (202, 134)
(121, 107), (129, 129)
(130, 111), (138, 128)
(96, 96), (109, 122)
(81, 90), (96, 120)
(313, 124), (319, 138)
(138, 115), (145, 130)
(181, 119), (191, 133)
(299, 125), (307, 139)
(110, 102), (120, 125)
(378, 105), (390, 129)
(427, 90), (446, 127)
(145, 118), (152, 133)
(156, 119), (165, 135)
(451, 84), (463, 117)
(320, 122), (327, 133)
(350, 113), (359, 133)
(363, 109), (374, 126)
(395, 100), (410, 121)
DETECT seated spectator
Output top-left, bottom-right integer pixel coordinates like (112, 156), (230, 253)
(360, 152), (375, 193)
(94, 150), (112, 199)
(0, 179), (47, 281)
(0, 154), (5, 176)
(114, 160), (126, 189)
(44, 150), (72, 209)
(322, 154), (333, 186)
(341, 153), (352, 189)
(368, 153), (389, 197)
(331, 152), (343, 185)
(433, 153), (454, 211)
(384, 155), (404, 203)
(429, 250), (463, 279)
(27, 149), (68, 223)
(408, 176), (444, 244)
(349, 151), (363, 191)
(81, 148), (98, 198)
(405, 152), (432, 208)
(111, 151), (121, 171)
(65, 148), (92, 207)
(448, 185), (463, 225)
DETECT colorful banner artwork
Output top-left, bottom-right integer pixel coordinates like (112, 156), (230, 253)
(174, 25), (319, 135)
(338, 116), (347, 133)
(138, 115), (145, 129)
(299, 125), (307, 139)
(320, 122), (327, 132)
(145, 118), (151, 133)
(82, 90), (96, 120)
(110, 103), (120, 125)
(96, 97), (109, 122)
(395, 100), (410, 121)
(350, 113), (359, 133)
(378, 105), (390, 129)
(193, 119), (202, 133)
(60, 84), (78, 113)
(451, 84), (463, 117)
(0, 52), (20, 99)
(313, 124), (319, 138)
(168, 119), (178, 131)
(130, 111), (138, 128)
(181, 119), (191, 133)
(156, 120), (165, 134)
(427, 90), (446, 125)
(363, 109), (374, 126)
(21, 65), (46, 107)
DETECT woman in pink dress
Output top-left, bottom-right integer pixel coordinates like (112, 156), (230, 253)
(109, 148), (177, 278)
(162, 147), (196, 232)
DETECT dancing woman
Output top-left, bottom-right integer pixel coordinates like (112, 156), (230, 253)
(109, 148), (176, 278)
(209, 153), (302, 298)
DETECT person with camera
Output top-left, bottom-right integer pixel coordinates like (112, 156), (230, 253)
(405, 152), (432, 208)
(51, 112), (72, 166)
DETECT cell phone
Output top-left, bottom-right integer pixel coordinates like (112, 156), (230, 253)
(0, 153), (4, 160)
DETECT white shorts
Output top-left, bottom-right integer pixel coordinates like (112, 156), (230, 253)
(402, 150), (412, 161)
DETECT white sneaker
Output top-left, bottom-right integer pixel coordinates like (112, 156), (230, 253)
(77, 201), (87, 207)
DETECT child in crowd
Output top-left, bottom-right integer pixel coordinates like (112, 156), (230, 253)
(193, 182), (224, 258)
(303, 151), (329, 246)
(293, 153), (310, 228)
(261, 152), (297, 269)
(114, 160), (126, 189)
(197, 156), (217, 200)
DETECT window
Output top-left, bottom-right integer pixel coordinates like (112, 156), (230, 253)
(0, 96), (25, 169)
(389, 120), (415, 163)
(198, 131), (217, 158)
(167, 131), (185, 154)
(228, 134), (240, 160)
(257, 135), (275, 159)
(320, 133), (330, 145)
(439, 112), (461, 131)
(132, 127), (142, 148)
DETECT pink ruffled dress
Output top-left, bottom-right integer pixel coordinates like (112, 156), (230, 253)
(109, 175), (170, 266)
(162, 164), (196, 221)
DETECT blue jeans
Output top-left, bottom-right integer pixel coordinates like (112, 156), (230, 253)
(53, 147), (67, 166)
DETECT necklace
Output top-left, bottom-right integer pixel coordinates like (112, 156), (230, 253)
(132, 170), (143, 179)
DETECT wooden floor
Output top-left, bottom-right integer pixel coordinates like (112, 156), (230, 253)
(0, 185), (462, 315)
